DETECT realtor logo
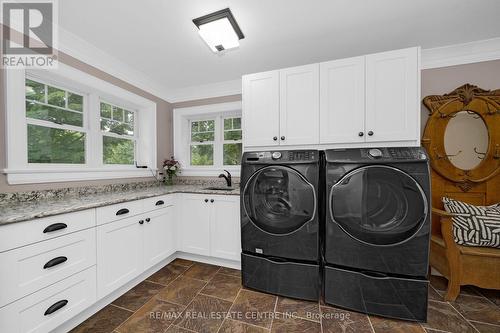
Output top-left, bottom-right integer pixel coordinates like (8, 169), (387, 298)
(1, 0), (58, 68)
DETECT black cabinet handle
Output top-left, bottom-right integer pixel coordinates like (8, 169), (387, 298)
(44, 300), (68, 316)
(358, 132), (364, 137)
(280, 136), (285, 140)
(368, 131), (374, 136)
(43, 223), (67, 233)
(43, 256), (68, 269)
(210, 199), (214, 203)
(139, 220), (144, 225)
(145, 218), (151, 222)
(204, 199), (208, 203)
(155, 200), (164, 206)
(116, 208), (130, 216)
(273, 136), (278, 141)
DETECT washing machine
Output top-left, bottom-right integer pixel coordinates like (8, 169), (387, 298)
(240, 150), (320, 301)
(323, 147), (431, 321)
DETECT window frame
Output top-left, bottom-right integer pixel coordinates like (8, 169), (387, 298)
(99, 100), (138, 166)
(3, 63), (158, 184)
(25, 76), (90, 167)
(173, 101), (242, 177)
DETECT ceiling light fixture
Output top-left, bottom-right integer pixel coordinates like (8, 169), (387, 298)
(193, 8), (244, 53)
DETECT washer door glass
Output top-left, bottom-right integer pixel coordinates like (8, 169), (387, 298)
(243, 166), (316, 235)
(330, 166), (427, 245)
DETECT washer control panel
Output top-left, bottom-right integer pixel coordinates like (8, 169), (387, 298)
(245, 150), (318, 163)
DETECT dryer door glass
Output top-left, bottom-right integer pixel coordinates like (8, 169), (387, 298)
(243, 166), (316, 234)
(330, 166), (427, 245)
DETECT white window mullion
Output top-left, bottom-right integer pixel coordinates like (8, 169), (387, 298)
(214, 115), (223, 169)
(88, 94), (101, 167)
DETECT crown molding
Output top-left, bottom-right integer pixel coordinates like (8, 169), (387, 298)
(421, 37), (500, 69)
(166, 79), (242, 103)
(58, 28), (172, 102)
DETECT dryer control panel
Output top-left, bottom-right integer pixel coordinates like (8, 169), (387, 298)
(326, 147), (427, 163)
(243, 150), (319, 164)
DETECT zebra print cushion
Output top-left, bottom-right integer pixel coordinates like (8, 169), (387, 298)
(442, 197), (500, 248)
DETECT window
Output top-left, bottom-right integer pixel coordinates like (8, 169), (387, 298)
(25, 79), (86, 164)
(100, 101), (136, 165)
(223, 116), (242, 165)
(190, 119), (215, 166)
(4, 64), (158, 184)
(173, 101), (242, 176)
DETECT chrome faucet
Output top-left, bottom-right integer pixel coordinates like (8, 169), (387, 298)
(218, 170), (232, 187)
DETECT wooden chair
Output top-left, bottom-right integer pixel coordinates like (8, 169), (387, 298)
(422, 84), (500, 301)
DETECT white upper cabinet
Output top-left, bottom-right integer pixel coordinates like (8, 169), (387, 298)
(365, 47), (420, 142)
(243, 46), (421, 148)
(242, 71), (280, 147)
(320, 56), (365, 144)
(279, 64), (319, 145)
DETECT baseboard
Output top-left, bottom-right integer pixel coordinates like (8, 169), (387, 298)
(52, 252), (240, 332)
(176, 252), (241, 270)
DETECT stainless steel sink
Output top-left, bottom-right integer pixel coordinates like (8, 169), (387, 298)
(203, 187), (235, 191)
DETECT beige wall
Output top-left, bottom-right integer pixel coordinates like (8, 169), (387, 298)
(0, 52), (173, 193)
(421, 59), (500, 167)
(171, 94), (241, 109)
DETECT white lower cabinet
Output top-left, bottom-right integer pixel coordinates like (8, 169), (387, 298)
(180, 194), (241, 261)
(0, 228), (96, 307)
(179, 194), (211, 255)
(210, 196), (241, 261)
(0, 192), (240, 333)
(0, 266), (96, 333)
(96, 215), (144, 298)
(143, 206), (176, 269)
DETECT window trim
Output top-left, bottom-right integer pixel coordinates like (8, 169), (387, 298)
(3, 63), (158, 184)
(174, 101), (242, 177)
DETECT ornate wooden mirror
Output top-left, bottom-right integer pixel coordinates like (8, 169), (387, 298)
(423, 84), (500, 197)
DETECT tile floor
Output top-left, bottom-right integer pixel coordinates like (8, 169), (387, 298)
(71, 260), (500, 333)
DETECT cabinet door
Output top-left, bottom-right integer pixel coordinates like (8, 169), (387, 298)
(320, 56), (365, 144)
(279, 64), (320, 145)
(365, 47), (420, 142)
(97, 216), (143, 298)
(242, 71), (280, 147)
(180, 195), (210, 256)
(143, 206), (176, 270)
(210, 196), (241, 261)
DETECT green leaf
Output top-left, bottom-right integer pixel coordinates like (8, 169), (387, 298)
(28, 124), (85, 164)
(103, 136), (134, 164)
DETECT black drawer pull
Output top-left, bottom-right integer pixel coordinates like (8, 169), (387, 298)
(44, 300), (68, 316)
(155, 200), (164, 206)
(116, 208), (130, 216)
(210, 199), (214, 203)
(145, 218), (151, 222)
(43, 223), (67, 233)
(43, 256), (68, 269)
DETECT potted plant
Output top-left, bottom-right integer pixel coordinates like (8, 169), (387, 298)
(162, 156), (181, 185)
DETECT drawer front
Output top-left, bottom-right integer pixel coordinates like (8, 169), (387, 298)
(142, 194), (174, 212)
(0, 209), (95, 253)
(0, 266), (96, 333)
(96, 199), (143, 225)
(242, 253), (320, 301)
(324, 266), (428, 321)
(0, 228), (96, 307)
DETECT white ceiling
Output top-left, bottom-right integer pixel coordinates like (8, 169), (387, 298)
(59, 0), (500, 100)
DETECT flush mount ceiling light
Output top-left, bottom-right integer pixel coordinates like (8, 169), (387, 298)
(193, 8), (244, 53)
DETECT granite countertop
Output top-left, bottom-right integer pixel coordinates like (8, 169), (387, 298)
(0, 184), (240, 226)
